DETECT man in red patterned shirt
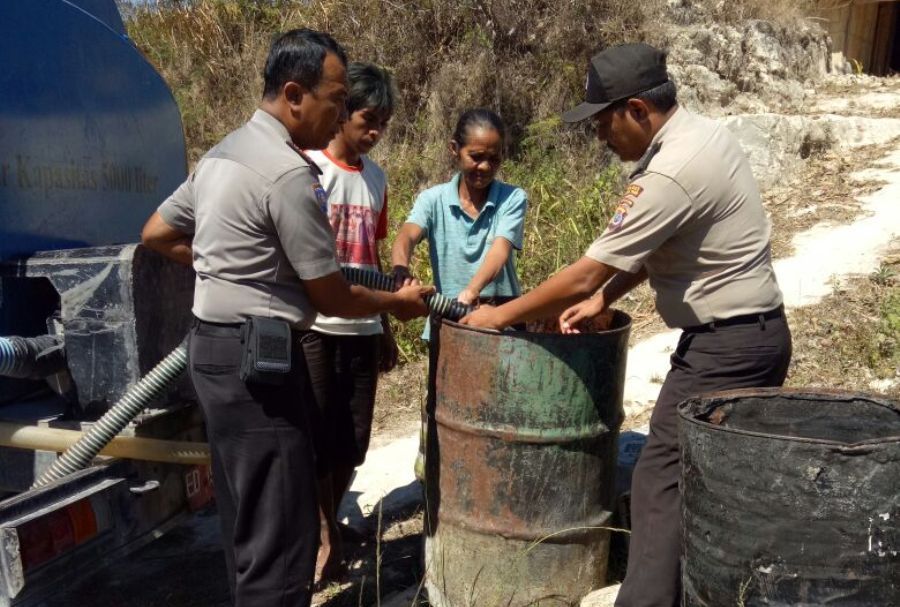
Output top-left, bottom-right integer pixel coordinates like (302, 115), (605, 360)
(302, 62), (398, 584)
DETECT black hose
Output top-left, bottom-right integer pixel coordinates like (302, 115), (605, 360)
(341, 267), (472, 321)
(0, 335), (66, 379)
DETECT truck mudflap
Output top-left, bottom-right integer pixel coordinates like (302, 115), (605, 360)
(0, 458), (212, 607)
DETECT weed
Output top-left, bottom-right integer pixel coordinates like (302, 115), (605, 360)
(871, 263), (896, 287)
(523, 525), (631, 556)
(786, 264), (900, 397)
(376, 500), (383, 606)
(737, 575), (753, 606)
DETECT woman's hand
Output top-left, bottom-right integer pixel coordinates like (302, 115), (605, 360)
(558, 295), (612, 334)
(456, 287), (480, 306)
(392, 265), (419, 289)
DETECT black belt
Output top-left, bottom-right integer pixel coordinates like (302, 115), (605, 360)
(191, 317), (311, 338)
(684, 305), (784, 333)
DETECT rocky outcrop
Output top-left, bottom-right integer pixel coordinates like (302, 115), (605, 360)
(722, 114), (900, 189)
(661, 18), (831, 115)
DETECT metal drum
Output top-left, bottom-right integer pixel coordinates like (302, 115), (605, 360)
(424, 313), (631, 607)
(679, 388), (900, 606)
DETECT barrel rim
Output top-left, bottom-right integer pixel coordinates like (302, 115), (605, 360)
(442, 309), (632, 339)
(677, 387), (900, 447)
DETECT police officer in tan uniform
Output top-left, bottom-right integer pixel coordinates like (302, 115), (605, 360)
(141, 29), (430, 607)
(462, 43), (791, 606)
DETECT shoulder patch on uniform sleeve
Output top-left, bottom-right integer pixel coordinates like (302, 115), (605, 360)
(608, 209), (627, 232)
(312, 182), (328, 213)
(607, 196), (636, 233)
(626, 184), (644, 198)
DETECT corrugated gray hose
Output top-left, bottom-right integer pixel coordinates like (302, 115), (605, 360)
(342, 267), (472, 320)
(31, 268), (464, 487)
(32, 340), (188, 488)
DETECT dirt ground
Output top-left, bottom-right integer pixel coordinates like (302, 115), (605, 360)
(785, 241), (900, 398)
(763, 137), (896, 259)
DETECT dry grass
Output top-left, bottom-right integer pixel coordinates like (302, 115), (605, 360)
(668, 0), (814, 26)
(763, 138), (896, 258)
(127, 0), (670, 168)
(785, 248), (900, 398)
(312, 510), (426, 606)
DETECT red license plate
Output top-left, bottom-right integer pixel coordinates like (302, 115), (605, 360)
(184, 465), (214, 511)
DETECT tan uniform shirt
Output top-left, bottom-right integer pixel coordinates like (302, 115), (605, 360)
(586, 107), (783, 328)
(158, 110), (339, 328)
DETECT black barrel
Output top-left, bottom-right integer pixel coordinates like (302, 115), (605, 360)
(679, 388), (900, 606)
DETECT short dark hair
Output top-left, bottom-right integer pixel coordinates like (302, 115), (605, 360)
(613, 79), (678, 113)
(347, 62), (396, 116)
(262, 28), (347, 99)
(451, 108), (506, 147)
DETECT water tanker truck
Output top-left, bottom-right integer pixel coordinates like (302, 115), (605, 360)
(0, 2), (213, 604)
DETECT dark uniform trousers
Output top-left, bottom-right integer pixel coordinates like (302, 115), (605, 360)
(189, 319), (319, 607)
(616, 308), (792, 607)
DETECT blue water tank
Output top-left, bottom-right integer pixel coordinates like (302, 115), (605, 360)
(0, 0), (187, 261)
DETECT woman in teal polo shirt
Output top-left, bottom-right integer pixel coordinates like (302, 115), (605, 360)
(391, 108), (527, 338)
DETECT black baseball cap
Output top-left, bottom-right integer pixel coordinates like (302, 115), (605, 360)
(561, 43), (669, 123)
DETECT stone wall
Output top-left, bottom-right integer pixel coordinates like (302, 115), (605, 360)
(661, 18), (832, 115)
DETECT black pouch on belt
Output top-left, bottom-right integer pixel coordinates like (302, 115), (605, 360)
(239, 316), (292, 385)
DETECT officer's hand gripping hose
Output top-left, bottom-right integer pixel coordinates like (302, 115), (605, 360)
(30, 268), (465, 487)
(341, 267), (473, 320)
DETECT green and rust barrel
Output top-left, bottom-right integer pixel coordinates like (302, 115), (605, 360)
(424, 313), (631, 607)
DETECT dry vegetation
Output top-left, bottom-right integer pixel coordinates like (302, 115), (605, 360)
(125, 0), (814, 361)
(786, 250), (900, 399)
(316, 511), (426, 607)
(763, 138), (896, 258)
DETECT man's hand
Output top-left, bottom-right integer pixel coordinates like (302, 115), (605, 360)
(391, 284), (434, 321)
(379, 323), (399, 373)
(456, 287), (479, 306)
(459, 304), (505, 331)
(558, 295), (613, 334)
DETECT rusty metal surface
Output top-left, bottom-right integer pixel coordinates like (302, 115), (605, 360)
(679, 389), (900, 606)
(425, 313), (631, 607)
